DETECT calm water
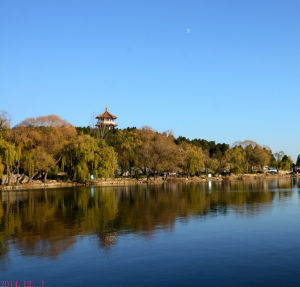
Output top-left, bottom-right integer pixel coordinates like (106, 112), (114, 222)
(1, 178), (300, 286)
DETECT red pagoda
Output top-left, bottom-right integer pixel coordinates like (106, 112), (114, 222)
(95, 108), (118, 138)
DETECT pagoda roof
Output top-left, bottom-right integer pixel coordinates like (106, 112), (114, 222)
(96, 108), (117, 119)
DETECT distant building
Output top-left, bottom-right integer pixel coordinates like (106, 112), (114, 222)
(268, 167), (278, 174)
(96, 108), (118, 138)
(263, 166), (278, 174)
(293, 166), (300, 174)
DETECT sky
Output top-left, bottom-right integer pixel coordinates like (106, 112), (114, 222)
(1, 0), (300, 160)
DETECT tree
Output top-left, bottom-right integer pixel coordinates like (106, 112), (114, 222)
(0, 112), (11, 141)
(16, 114), (73, 128)
(226, 146), (247, 174)
(0, 111), (10, 131)
(22, 147), (55, 182)
(233, 140), (259, 149)
(175, 136), (229, 158)
(0, 111), (296, 183)
(252, 146), (271, 171)
(135, 127), (180, 177)
(280, 155), (293, 171)
(106, 128), (140, 176)
(274, 151), (285, 165)
(0, 155), (4, 179)
(296, 155), (300, 167)
(97, 140), (118, 178)
(13, 115), (76, 181)
(181, 144), (205, 176)
(0, 138), (21, 184)
(61, 135), (117, 182)
(231, 141), (271, 173)
(205, 158), (220, 174)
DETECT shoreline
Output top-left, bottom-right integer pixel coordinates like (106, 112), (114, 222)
(0, 173), (297, 191)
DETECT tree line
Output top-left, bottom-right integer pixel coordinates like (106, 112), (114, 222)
(0, 112), (295, 184)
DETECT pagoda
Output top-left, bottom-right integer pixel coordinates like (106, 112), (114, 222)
(95, 108), (117, 138)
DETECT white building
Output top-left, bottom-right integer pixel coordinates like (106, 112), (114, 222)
(96, 108), (118, 130)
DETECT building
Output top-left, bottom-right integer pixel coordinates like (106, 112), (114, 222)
(95, 108), (117, 138)
(293, 166), (300, 174)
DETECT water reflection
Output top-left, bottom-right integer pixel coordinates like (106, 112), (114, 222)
(0, 178), (297, 260)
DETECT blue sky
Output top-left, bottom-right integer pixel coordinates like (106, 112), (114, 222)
(1, 0), (300, 159)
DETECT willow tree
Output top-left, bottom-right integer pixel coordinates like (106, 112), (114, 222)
(13, 115), (76, 181)
(61, 135), (117, 182)
(0, 138), (21, 184)
(226, 146), (247, 174)
(180, 143), (205, 176)
(0, 156), (4, 179)
(21, 147), (55, 182)
(106, 128), (141, 177)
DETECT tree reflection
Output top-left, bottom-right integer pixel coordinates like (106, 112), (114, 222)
(0, 178), (295, 259)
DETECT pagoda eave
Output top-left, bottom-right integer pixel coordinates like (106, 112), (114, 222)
(96, 123), (118, 127)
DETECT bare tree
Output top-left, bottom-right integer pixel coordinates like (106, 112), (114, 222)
(96, 123), (109, 139)
(274, 151), (285, 162)
(88, 112), (101, 139)
(0, 111), (11, 130)
(232, 140), (259, 149)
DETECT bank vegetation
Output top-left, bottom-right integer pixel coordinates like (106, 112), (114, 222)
(0, 112), (295, 185)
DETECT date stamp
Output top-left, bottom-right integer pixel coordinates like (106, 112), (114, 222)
(0, 281), (45, 287)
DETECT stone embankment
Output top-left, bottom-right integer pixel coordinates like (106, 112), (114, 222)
(0, 172), (296, 191)
(1, 180), (81, 191)
(91, 172), (293, 186)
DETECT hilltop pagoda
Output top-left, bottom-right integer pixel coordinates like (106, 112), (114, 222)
(95, 108), (117, 138)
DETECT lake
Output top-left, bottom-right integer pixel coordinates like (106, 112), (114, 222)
(1, 178), (300, 287)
